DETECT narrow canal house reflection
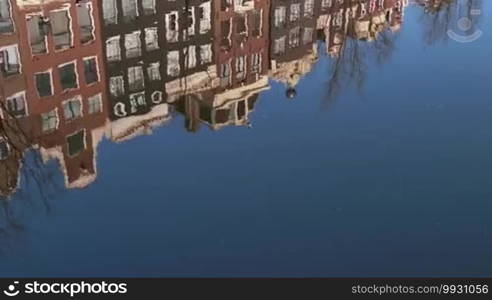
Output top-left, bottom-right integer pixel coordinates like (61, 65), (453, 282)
(269, 0), (321, 98)
(172, 0), (271, 132)
(1, 0), (108, 193)
(99, 0), (219, 141)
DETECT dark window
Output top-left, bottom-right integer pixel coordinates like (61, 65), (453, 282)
(35, 72), (53, 97)
(215, 109), (229, 124)
(199, 105), (212, 123)
(67, 130), (85, 157)
(235, 15), (246, 35)
(84, 58), (98, 84)
(169, 14), (177, 31)
(247, 95), (258, 110)
(59, 63), (78, 91)
(174, 98), (186, 114)
(6, 93), (27, 117)
(0, 139), (9, 160)
(237, 100), (246, 119)
(197, 7), (204, 19)
(220, 20), (231, 50)
(252, 10), (262, 37)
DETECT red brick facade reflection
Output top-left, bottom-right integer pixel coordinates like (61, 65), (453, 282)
(15, 0), (107, 188)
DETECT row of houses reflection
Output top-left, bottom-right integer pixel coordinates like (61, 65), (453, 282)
(0, 0), (407, 196)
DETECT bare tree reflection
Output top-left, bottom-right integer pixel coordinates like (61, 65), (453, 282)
(325, 37), (398, 107)
(323, 2), (401, 107)
(325, 39), (367, 107)
(0, 104), (60, 251)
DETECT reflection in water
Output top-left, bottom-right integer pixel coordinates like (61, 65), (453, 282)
(319, 0), (404, 104)
(0, 0), (481, 203)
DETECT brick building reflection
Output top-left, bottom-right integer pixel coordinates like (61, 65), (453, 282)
(1, 0), (108, 194)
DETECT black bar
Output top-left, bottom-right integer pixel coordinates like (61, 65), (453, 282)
(0, 278), (491, 299)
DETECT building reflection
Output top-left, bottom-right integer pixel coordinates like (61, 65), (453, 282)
(0, 0), (412, 197)
(319, 0), (406, 58)
(270, 0), (321, 98)
(172, 0), (271, 132)
(1, 0), (108, 194)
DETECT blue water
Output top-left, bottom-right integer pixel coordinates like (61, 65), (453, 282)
(1, 3), (492, 277)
